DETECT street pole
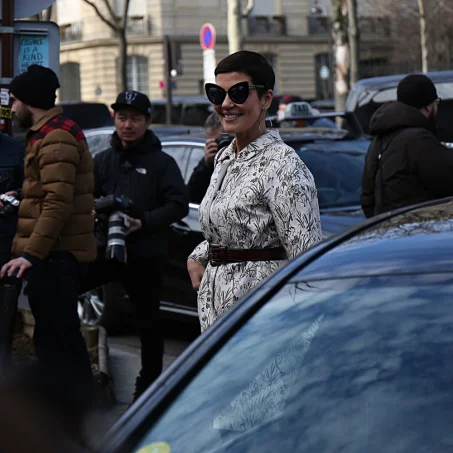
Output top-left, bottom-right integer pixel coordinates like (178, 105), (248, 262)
(228, 0), (241, 54)
(1, 0), (15, 136)
(163, 34), (172, 125)
(346, 0), (359, 86)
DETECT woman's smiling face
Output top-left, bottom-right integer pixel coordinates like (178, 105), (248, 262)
(213, 72), (267, 136)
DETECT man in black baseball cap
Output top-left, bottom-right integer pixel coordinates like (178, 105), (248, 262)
(80, 89), (188, 401)
(361, 73), (453, 218)
(110, 90), (153, 147)
(111, 90), (152, 117)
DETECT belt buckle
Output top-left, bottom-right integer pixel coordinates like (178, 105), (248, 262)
(209, 243), (227, 267)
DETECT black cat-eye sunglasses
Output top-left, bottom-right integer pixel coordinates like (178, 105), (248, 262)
(205, 81), (265, 105)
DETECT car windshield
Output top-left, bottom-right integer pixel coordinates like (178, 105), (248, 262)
(134, 273), (453, 453)
(293, 146), (365, 209)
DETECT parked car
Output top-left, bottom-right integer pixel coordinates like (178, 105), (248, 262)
(150, 96), (215, 126)
(84, 125), (205, 157)
(346, 70), (453, 142)
(96, 196), (453, 453)
(58, 101), (114, 130)
(79, 113), (370, 329)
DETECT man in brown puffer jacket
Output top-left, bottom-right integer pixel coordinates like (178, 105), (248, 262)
(0, 65), (97, 407)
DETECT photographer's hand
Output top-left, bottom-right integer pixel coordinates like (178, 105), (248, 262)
(204, 139), (219, 168)
(0, 191), (18, 209)
(126, 217), (142, 235)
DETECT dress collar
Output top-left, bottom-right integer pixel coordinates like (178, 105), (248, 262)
(218, 129), (282, 163)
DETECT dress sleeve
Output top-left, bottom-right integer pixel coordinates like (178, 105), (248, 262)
(265, 148), (322, 259)
(189, 239), (209, 267)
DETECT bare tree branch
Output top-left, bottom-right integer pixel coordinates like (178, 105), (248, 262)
(242, 0), (254, 17)
(101, 0), (118, 24)
(82, 0), (118, 30)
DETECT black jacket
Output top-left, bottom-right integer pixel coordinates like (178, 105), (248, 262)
(94, 130), (189, 259)
(0, 134), (25, 262)
(361, 101), (453, 218)
(187, 157), (213, 204)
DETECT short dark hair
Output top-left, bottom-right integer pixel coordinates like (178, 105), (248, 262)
(214, 51), (275, 98)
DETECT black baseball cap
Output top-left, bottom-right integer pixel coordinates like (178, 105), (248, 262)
(111, 90), (152, 116)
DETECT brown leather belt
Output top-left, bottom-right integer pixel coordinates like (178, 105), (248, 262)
(208, 243), (287, 267)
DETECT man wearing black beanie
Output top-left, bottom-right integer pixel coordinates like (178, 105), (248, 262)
(361, 73), (453, 218)
(0, 65), (97, 416)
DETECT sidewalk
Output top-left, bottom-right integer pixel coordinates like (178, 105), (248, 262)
(86, 333), (193, 443)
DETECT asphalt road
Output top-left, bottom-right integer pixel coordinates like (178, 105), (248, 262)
(85, 318), (200, 445)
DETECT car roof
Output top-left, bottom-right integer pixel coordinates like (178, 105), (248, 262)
(161, 129), (369, 145)
(298, 197), (453, 281)
(352, 70), (453, 91)
(83, 125), (205, 135)
(151, 96), (211, 105)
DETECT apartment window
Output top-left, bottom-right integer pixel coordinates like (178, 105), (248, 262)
(59, 63), (81, 102)
(250, 0), (277, 15)
(127, 55), (149, 93)
(315, 54), (333, 100)
(114, 0), (147, 16)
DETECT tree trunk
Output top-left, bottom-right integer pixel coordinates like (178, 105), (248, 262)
(228, 0), (242, 54)
(346, 0), (359, 86)
(118, 30), (128, 91)
(331, 0), (349, 111)
(418, 0), (429, 72)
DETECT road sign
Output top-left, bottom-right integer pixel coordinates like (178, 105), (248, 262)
(0, 0), (55, 19)
(200, 23), (216, 50)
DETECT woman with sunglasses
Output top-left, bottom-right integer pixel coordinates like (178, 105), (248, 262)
(187, 50), (322, 332)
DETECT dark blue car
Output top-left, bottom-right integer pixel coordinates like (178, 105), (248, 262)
(98, 196), (453, 453)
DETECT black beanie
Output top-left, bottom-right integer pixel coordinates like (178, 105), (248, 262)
(397, 74), (438, 109)
(9, 65), (60, 110)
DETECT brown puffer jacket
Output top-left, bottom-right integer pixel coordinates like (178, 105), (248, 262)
(12, 107), (96, 263)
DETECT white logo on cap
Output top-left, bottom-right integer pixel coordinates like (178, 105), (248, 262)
(125, 91), (137, 104)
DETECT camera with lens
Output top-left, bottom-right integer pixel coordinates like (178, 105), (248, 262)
(94, 194), (134, 263)
(215, 136), (233, 149)
(0, 194), (20, 219)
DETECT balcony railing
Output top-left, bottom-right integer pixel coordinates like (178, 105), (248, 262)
(247, 15), (286, 37)
(60, 22), (83, 43)
(109, 16), (151, 37)
(308, 15), (391, 38)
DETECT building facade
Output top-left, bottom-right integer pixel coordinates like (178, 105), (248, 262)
(55, 0), (392, 106)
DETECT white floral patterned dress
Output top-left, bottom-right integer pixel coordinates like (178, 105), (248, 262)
(189, 129), (322, 332)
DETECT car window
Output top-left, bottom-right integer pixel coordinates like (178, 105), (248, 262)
(185, 145), (205, 183)
(85, 132), (112, 156)
(162, 145), (191, 178)
(181, 104), (214, 126)
(59, 104), (113, 129)
(133, 273), (453, 453)
(294, 147), (365, 209)
(151, 105), (181, 124)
